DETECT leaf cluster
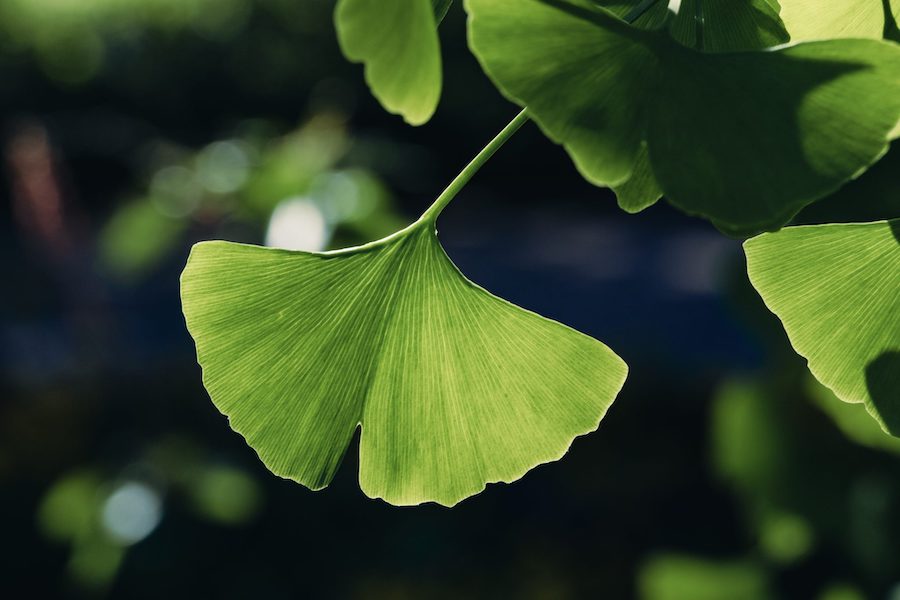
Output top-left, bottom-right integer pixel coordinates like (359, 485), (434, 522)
(180, 0), (900, 505)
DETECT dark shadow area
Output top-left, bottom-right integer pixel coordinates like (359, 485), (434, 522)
(651, 49), (870, 234)
(884, 0), (900, 42)
(867, 351), (900, 434)
(796, 142), (900, 226)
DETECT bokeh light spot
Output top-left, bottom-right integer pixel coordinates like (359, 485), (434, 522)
(100, 481), (163, 546)
(265, 197), (329, 251)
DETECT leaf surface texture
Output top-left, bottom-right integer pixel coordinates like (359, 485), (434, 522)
(181, 225), (627, 506)
(745, 220), (900, 434)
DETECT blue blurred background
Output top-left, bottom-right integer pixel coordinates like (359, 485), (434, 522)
(3, 1), (900, 598)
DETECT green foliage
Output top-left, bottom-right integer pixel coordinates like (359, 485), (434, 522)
(807, 378), (900, 456)
(465, 0), (900, 234)
(0, 0), (250, 83)
(335, 0), (445, 125)
(745, 220), (900, 434)
(181, 221), (627, 506)
(181, 0), (900, 506)
(779, 0), (900, 41)
(638, 555), (770, 600)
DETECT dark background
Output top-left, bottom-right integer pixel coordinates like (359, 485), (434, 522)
(3, 1), (900, 598)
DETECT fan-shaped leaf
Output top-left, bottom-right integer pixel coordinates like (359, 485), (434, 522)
(745, 220), (900, 434)
(335, 0), (444, 125)
(181, 223), (627, 506)
(465, 0), (900, 234)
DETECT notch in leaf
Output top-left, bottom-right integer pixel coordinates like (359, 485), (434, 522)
(745, 220), (900, 435)
(335, 0), (451, 125)
(465, 0), (900, 235)
(181, 221), (627, 507)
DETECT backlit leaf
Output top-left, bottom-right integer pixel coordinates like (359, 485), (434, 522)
(466, 0), (900, 234)
(181, 222), (627, 506)
(779, 0), (900, 42)
(745, 220), (900, 434)
(335, 0), (444, 125)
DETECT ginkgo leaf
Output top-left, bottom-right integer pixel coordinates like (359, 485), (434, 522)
(335, 0), (445, 125)
(181, 222), (628, 507)
(667, 0), (788, 52)
(465, 0), (900, 234)
(596, 0), (788, 51)
(779, 0), (900, 42)
(745, 220), (900, 435)
(614, 144), (662, 213)
(597, 0), (789, 210)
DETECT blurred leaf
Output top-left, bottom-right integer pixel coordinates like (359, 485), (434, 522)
(818, 583), (867, 600)
(98, 199), (187, 280)
(189, 466), (262, 525)
(68, 541), (125, 592)
(241, 116), (348, 216)
(181, 222), (627, 506)
(807, 377), (900, 456)
(639, 555), (770, 600)
(745, 220), (900, 434)
(711, 381), (787, 496)
(465, 0), (900, 234)
(779, 0), (900, 42)
(38, 471), (103, 543)
(0, 0), (251, 83)
(759, 511), (814, 564)
(335, 0), (442, 125)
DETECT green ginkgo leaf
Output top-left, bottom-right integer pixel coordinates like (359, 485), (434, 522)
(745, 220), (900, 434)
(779, 0), (900, 42)
(614, 144), (662, 213)
(335, 0), (446, 125)
(596, 0), (788, 51)
(181, 222), (627, 507)
(465, 0), (900, 234)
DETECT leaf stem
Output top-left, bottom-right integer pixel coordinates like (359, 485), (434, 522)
(419, 108), (530, 224)
(417, 0), (658, 226)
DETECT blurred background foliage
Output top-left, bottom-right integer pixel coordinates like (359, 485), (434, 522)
(2, 0), (900, 598)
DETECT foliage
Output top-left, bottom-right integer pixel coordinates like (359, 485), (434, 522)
(182, 223), (625, 506)
(335, 0), (447, 125)
(745, 220), (900, 434)
(180, 0), (900, 506)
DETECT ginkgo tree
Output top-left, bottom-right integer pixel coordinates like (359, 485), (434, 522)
(181, 0), (900, 506)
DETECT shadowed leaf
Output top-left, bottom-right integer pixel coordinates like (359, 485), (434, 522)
(466, 0), (900, 234)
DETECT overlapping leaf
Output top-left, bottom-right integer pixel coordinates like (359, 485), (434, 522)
(181, 223), (627, 506)
(745, 220), (900, 434)
(779, 0), (900, 42)
(465, 0), (900, 234)
(335, 0), (448, 125)
(597, 0), (788, 51)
